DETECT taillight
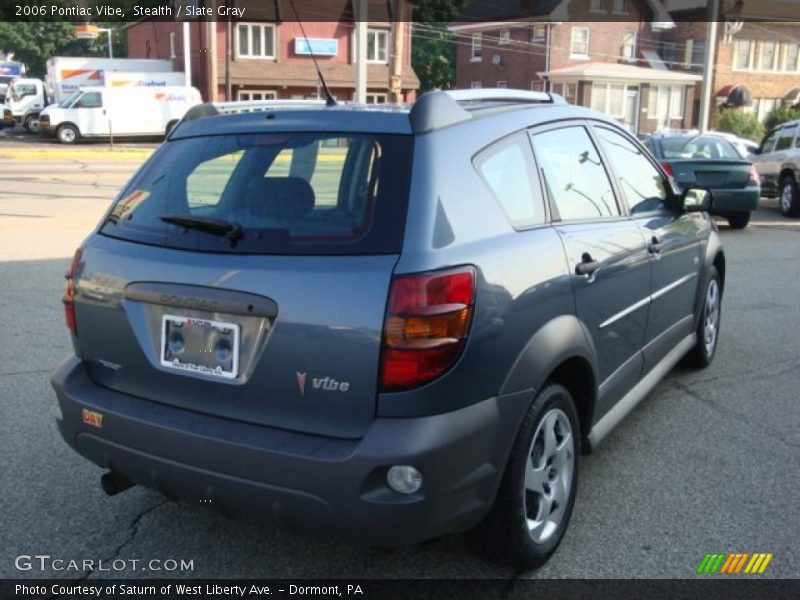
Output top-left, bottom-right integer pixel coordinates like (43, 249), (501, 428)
(748, 164), (760, 184)
(380, 266), (476, 391)
(660, 161), (675, 178)
(63, 247), (82, 334)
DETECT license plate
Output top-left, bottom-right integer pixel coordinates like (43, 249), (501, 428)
(160, 315), (240, 379)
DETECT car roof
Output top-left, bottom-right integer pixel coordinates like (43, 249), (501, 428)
(170, 90), (622, 141)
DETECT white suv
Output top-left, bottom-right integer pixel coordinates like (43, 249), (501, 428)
(751, 120), (800, 217)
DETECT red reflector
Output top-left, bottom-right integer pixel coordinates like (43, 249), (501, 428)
(661, 161), (675, 178)
(380, 266), (475, 391)
(63, 247), (82, 335)
(381, 346), (461, 390)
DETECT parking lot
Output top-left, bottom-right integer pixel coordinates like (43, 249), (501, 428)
(0, 135), (798, 581)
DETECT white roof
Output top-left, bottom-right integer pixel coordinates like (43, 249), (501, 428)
(539, 62), (701, 84)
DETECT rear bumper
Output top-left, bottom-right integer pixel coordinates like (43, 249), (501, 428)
(709, 186), (760, 213)
(51, 356), (531, 546)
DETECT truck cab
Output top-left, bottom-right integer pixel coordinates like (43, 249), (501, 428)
(7, 77), (46, 132)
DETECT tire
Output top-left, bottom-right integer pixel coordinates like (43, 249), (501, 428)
(778, 175), (800, 217)
(24, 115), (40, 133)
(725, 212), (751, 229)
(684, 266), (722, 369)
(56, 124), (79, 145)
(467, 383), (580, 568)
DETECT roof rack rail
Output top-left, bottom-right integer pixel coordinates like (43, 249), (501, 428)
(183, 99), (328, 122)
(444, 89), (564, 105)
(409, 88), (564, 135)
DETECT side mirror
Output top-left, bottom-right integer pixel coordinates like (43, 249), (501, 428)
(681, 187), (712, 212)
(751, 147), (762, 155)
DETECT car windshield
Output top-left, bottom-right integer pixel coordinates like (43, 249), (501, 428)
(100, 132), (413, 255)
(659, 135), (741, 160)
(59, 90), (82, 108)
(9, 83), (36, 102)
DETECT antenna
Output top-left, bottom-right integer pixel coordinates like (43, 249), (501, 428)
(287, 0), (337, 107)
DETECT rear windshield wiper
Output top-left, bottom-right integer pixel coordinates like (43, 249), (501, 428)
(159, 214), (244, 244)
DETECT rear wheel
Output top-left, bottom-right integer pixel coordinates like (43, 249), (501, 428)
(684, 266), (721, 369)
(24, 115), (40, 133)
(725, 212), (751, 229)
(779, 175), (800, 217)
(57, 124), (79, 145)
(468, 383), (579, 568)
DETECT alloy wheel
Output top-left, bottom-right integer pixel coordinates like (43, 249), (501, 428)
(524, 408), (574, 544)
(704, 279), (720, 356)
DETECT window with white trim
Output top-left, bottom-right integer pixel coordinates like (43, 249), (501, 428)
(471, 33), (483, 61)
(498, 30), (510, 45)
(367, 29), (389, 63)
(622, 31), (637, 60)
(169, 32), (177, 59)
(531, 25), (546, 43)
(591, 82), (625, 117)
(760, 41), (778, 71)
(531, 79), (545, 91)
(471, 81), (482, 89)
(238, 90), (277, 101)
(647, 85), (684, 125)
(734, 39), (754, 70)
(784, 42), (799, 72)
(571, 27), (589, 58)
(590, 0), (605, 12)
(613, 0), (628, 14)
(365, 93), (387, 104)
(497, 81), (507, 88)
(236, 23), (276, 59)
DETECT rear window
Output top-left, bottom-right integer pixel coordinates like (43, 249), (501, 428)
(101, 132), (413, 255)
(658, 135), (740, 160)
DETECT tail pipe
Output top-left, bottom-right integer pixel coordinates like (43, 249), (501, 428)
(101, 471), (135, 496)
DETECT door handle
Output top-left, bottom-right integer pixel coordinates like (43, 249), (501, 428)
(575, 253), (601, 276)
(648, 236), (665, 254)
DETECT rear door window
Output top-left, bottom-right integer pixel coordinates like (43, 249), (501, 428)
(531, 125), (620, 221)
(474, 133), (545, 229)
(760, 130), (779, 154)
(101, 132), (413, 255)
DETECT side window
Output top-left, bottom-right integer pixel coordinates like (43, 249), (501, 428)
(760, 129), (779, 154)
(186, 151), (244, 209)
(595, 127), (668, 214)
(531, 126), (619, 221)
(76, 92), (103, 108)
(774, 126), (797, 151)
(474, 133), (546, 229)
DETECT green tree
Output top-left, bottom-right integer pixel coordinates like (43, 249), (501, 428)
(716, 107), (764, 142)
(0, 22), (125, 78)
(412, 0), (469, 92)
(764, 105), (800, 131)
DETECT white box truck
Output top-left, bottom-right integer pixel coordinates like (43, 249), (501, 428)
(6, 57), (178, 132)
(45, 57), (175, 102)
(39, 85), (201, 143)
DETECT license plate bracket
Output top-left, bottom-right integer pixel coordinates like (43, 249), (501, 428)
(160, 315), (240, 379)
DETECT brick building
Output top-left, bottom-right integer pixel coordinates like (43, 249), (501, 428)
(125, 0), (419, 103)
(663, 0), (800, 125)
(450, 0), (701, 135)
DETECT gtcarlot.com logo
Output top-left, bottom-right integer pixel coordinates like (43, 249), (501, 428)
(697, 552), (773, 575)
(14, 554), (195, 573)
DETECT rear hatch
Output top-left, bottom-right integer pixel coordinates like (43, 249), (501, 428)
(658, 134), (754, 190)
(666, 159), (752, 189)
(72, 131), (413, 439)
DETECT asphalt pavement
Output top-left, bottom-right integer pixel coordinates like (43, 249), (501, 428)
(0, 145), (798, 581)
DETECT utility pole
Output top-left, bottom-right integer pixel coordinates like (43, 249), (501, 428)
(698, 0), (719, 132)
(390, 0), (404, 104)
(207, 19), (218, 101)
(183, 21), (192, 88)
(355, 0), (367, 104)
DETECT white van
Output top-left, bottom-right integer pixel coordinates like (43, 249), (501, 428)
(39, 86), (202, 144)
